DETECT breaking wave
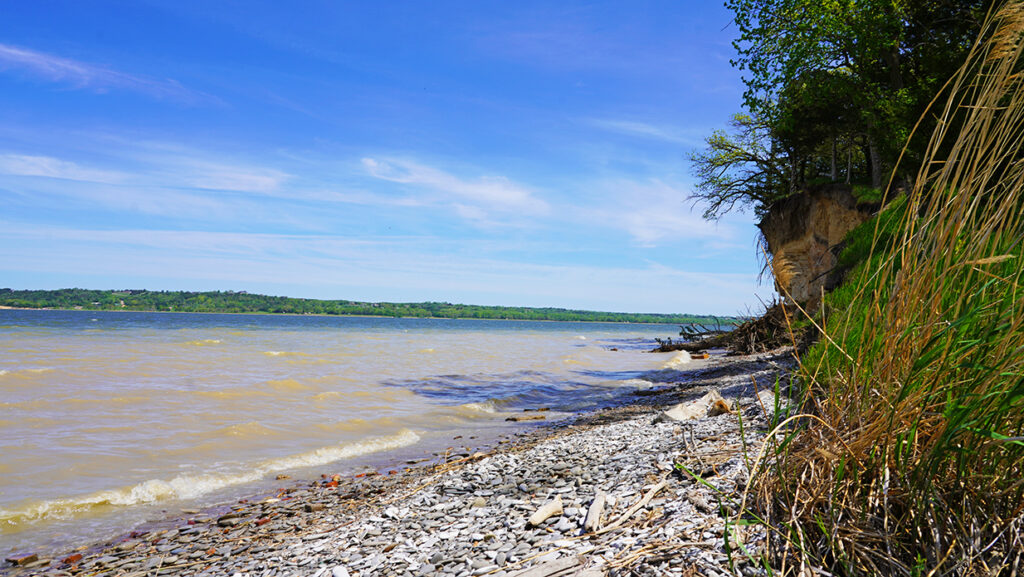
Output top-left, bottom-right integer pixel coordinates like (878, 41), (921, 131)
(0, 429), (420, 530)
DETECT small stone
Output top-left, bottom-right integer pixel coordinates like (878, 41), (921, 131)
(471, 496), (486, 508)
(4, 554), (38, 566)
(95, 556), (120, 567)
(331, 567), (351, 577)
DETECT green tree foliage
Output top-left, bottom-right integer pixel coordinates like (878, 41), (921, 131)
(0, 288), (739, 325)
(692, 0), (990, 220)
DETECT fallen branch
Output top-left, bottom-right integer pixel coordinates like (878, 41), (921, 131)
(583, 492), (605, 533)
(528, 495), (564, 527)
(594, 480), (668, 535)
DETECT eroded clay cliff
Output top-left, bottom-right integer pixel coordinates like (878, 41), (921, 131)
(759, 185), (876, 308)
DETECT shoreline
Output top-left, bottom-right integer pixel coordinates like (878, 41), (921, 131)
(0, 306), (731, 326)
(2, 349), (793, 576)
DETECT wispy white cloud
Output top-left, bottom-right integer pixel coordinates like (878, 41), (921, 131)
(0, 153), (127, 184)
(181, 163), (291, 194)
(362, 157), (549, 223)
(583, 118), (706, 146)
(0, 43), (213, 104)
(581, 178), (722, 247)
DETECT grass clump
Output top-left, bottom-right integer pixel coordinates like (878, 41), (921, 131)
(755, 3), (1024, 574)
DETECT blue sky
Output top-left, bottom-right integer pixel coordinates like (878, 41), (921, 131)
(0, 1), (773, 315)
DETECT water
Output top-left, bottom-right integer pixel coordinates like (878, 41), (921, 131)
(0, 309), (691, 554)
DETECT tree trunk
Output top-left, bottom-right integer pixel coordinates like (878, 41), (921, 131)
(868, 134), (883, 189)
(831, 137), (838, 181)
(845, 144), (853, 184)
(884, 47), (904, 90)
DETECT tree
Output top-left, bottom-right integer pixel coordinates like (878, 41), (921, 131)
(724, 0), (989, 190)
(689, 113), (790, 219)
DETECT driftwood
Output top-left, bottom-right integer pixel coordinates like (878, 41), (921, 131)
(583, 492), (606, 533)
(528, 495), (563, 527)
(506, 414), (546, 422)
(594, 480), (667, 535)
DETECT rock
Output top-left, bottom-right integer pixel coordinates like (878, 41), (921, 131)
(4, 553), (38, 566)
(471, 496), (486, 508)
(331, 566), (351, 577)
(656, 390), (730, 422)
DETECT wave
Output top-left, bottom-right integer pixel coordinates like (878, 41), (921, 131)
(263, 351), (311, 357)
(192, 387), (273, 400)
(312, 388), (415, 403)
(0, 367), (54, 380)
(460, 401), (497, 414)
(62, 395), (150, 406)
(264, 378), (313, 392)
(184, 339), (221, 346)
(619, 378), (657, 389)
(312, 416), (398, 433)
(0, 429), (420, 530)
(208, 421), (277, 439)
(661, 351), (692, 369)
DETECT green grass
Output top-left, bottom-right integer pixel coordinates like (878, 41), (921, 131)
(851, 184), (885, 204)
(749, 5), (1024, 574)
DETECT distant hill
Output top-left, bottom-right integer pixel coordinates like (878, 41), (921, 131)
(0, 288), (740, 325)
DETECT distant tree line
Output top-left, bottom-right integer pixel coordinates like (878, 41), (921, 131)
(0, 288), (739, 325)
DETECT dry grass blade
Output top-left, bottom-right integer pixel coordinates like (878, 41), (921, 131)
(756, 1), (1024, 574)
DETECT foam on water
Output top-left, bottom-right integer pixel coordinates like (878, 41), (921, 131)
(0, 367), (54, 380)
(661, 351), (692, 369)
(620, 378), (658, 390)
(0, 429), (420, 532)
(184, 339), (221, 346)
(458, 401), (498, 414)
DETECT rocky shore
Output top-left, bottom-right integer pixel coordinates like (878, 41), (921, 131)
(2, 350), (794, 577)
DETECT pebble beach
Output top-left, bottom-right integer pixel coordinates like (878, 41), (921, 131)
(2, 350), (794, 577)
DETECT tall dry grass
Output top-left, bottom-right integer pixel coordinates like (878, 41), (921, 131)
(757, 2), (1024, 574)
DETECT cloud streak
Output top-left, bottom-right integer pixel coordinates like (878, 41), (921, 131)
(583, 118), (706, 146)
(0, 153), (127, 183)
(579, 178), (722, 246)
(0, 43), (212, 104)
(362, 157), (549, 223)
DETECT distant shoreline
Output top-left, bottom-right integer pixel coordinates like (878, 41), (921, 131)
(0, 289), (739, 325)
(0, 306), (699, 326)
